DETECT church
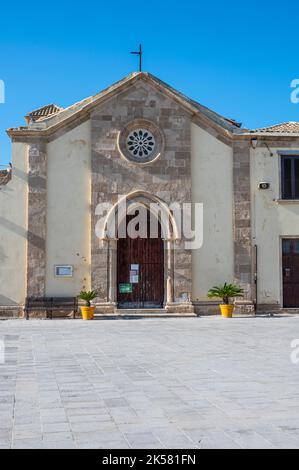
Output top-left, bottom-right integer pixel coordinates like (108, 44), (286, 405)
(1, 71), (299, 316)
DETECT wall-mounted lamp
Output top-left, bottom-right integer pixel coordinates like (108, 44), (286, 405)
(251, 138), (258, 149)
(258, 182), (270, 190)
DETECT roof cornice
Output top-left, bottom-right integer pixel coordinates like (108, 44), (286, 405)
(234, 132), (299, 140)
(7, 72), (240, 142)
(8, 72), (299, 145)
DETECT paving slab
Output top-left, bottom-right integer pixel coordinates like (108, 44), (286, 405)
(1, 316), (299, 448)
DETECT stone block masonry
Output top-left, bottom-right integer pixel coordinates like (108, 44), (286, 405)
(90, 79), (194, 312)
(233, 140), (252, 300)
(27, 140), (47, 297)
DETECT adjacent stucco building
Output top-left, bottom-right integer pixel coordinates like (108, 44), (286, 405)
(1, 72), (299, 316)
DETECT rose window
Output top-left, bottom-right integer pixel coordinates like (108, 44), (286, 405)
(127, 129), (155, 159)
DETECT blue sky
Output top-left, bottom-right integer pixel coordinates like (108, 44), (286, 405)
(0, 0), (298, 164)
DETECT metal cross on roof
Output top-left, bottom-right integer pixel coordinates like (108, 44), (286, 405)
(130, 44), (142, 72)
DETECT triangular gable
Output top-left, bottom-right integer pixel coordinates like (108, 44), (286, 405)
(7, 72), (243, 140)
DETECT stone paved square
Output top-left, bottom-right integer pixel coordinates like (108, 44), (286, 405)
(1, 316), (299, 449)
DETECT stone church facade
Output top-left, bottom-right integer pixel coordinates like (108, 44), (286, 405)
(1, 72), (299, 316)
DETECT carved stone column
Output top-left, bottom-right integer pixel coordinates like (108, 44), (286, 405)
(166, 239), (174, 304)
(108, 239), (117, 304)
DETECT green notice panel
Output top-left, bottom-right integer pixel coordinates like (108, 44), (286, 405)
(119, 283), (133, 294)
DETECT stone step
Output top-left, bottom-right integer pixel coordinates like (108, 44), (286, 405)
(116, 308), (166, 315)
(279, 308), (299, 314)
(94, 309), (197, 319)
(256, 308), (299, 315)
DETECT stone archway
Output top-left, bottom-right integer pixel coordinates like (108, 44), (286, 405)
(100, 191), (177, 309)
(91, 190), (194, 314)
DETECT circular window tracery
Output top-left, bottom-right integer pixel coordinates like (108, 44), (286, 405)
(117, 119), (164, 165)
(127, 129), (156, 159)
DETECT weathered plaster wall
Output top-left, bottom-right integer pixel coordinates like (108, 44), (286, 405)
(251, 146), (299, 306)
(191, 123), (234, 300)
(45, 121), (91, 296)
(0, 143), (27, 306)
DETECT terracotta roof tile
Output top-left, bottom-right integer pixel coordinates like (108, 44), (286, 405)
(26, 104), (63, 122)
(0, 169), (11, 185)
(252, 122), (299, 134)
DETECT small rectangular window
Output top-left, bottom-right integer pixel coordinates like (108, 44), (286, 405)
(282, 156), (299, 199)
(55, 265), (73, 277)
(295, 159), (299, 199)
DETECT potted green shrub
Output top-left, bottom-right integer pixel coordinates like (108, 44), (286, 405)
(207, 283), (244, 317)
(79, 290), (97, 320)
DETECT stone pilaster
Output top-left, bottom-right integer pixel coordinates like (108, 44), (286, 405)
(27, 140), (47, 297)
(174, 240), (192, 303)
(233, 140), (252, 299)
(0, 168), (12, 185)
(91, 238), (109, 302)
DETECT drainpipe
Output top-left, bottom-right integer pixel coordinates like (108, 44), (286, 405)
(253, 244), (258, 313)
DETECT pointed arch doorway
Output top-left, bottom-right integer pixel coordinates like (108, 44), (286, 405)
(117, 209), (164, 308)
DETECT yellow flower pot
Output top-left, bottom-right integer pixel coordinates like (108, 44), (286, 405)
(220, 304), (234, 318)
(81, 306), (95, 320)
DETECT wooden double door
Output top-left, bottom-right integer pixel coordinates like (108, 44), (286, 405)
(282, 238), (299, 308)
(117, 213), (164, 308)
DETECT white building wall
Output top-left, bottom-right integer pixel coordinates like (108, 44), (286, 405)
(251, 146), (299, 306)
(0, 143), (28, 306)
(191, 122), (234, 300)
(46, 121), (91, 296)
(7, 119), (299, 309)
